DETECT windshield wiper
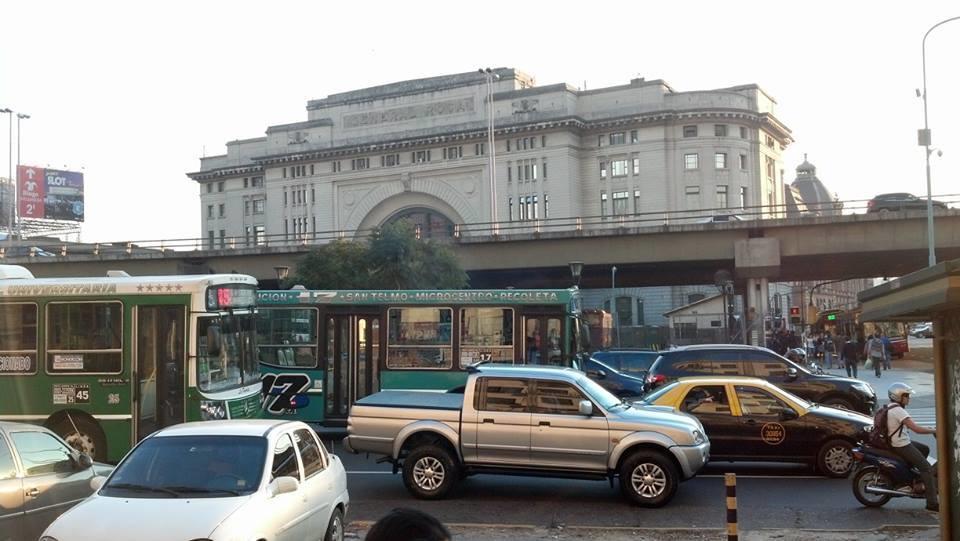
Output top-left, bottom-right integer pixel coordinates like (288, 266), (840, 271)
(163, 485), (242, 496)
(107, 483), (181, 497)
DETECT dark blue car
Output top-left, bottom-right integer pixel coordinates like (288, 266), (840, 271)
(582, 357), (646, 399)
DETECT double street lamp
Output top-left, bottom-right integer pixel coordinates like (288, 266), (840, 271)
(918, 15), (960, 267)
(479, 68), (499, 234)
(0, 107), (30, 241)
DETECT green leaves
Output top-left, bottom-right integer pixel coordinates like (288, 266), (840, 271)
(293, 220), (468, 289)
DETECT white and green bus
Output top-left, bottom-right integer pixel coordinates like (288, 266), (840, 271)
(0, 265), (262, 462)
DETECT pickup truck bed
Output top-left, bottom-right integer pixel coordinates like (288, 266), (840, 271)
(356, 391), (462, 410)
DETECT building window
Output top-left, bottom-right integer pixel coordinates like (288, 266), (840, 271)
(351, 157), (370, 170)
(600, 161), (607, 179)
(217, 181), (224, 192)
(715, 125), (728, 137)
(765, 134), (775, 148)
(683, 125), (698, 138)
(634, 190), (641, 213)
(507, 164), (512, 182)
(524, 163), (531, 181)
(218, 203), (225, 218)
(218, 230), (226, 248)
(739, 154), (747, 170)
(507, 139), (511, 152)
(253, 199), (265, 214)
(253, 225), (265, 246)
(616, 296), (634, 326)
(542, 160), (547, 179)
(283, 191), (287, 206)
(740, 126), (748, 139)
(609, 132), (626, 145)
(382, 153), (400, 167)
(600, 192), (608, 216)
(611, 160), (628, 177)
(207, 230), (214, 249)
(684, 153), (699, 170)
(630, 130), (638, 143)
(612, 191), (629, 215)
(244, 201), (251, 216)
(544, 193), (549, 218)
(413, 150), (430, 163)
(508, 196), (514, 221)
(740, 187), (748, 210)
(765, 156), (775, 179)
(532, 195), (539, 219)
(715, 152), (727, 169)
(206, 183), (212, 194)
(632, 158), (640, 175)
(716, 185), (728, 208)
(475, 143), (486, 156)
(243, 177), (249, 188)
(331, 161), (341, 173)
(541, 135), (546, 147)
(636, 299), (645, 326)
(443, 146), (463, 160)
(252, 176), (263, 187)
(311, 187), (315, 203)
(310, 164), (315, 175)
(685, 186), (700, 208)
(688, 293), (706, 304)
(207, 205), (214, 219)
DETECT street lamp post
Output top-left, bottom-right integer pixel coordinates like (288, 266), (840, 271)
(15, 113), (28, 239)
(919, 15), (960, 267)
(0, 108), (12, 240)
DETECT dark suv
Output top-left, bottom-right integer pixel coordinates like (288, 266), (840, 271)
(644, 344), (877, 414)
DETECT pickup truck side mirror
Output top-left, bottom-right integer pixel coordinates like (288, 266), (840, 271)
(75, 453), (94, 471)
(578, 400), (593, 416)
(587, 369), (606, 379)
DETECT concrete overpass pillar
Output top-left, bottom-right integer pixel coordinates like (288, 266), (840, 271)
(736, 239), (780, 347)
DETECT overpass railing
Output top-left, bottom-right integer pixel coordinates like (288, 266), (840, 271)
(2, 193), (958, 259)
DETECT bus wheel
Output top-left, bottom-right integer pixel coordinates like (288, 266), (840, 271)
(49, 413), (107, 462)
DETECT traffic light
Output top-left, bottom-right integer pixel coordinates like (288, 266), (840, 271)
(789, 306), (801, 325)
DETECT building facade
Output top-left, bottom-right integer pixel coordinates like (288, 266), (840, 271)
(189, 68), (794, 334)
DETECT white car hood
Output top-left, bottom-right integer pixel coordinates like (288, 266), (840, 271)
(44, 493), (251, 541)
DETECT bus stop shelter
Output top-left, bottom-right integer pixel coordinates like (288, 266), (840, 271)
(858, 258), (960, 540)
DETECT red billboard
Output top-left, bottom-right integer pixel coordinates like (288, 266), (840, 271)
(18, 165), (85, 222)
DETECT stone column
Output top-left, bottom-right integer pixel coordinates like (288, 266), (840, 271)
(735, 238), (781, 347)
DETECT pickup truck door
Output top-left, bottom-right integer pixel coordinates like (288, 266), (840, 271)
(530, 379), (609, 470)
(0, 433), (24, 541)
(473, 378), (531, 465)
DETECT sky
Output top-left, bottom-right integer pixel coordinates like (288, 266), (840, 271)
(1, 1), (959, 242)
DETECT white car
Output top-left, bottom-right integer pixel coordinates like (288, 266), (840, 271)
(40, 420), (349, 541)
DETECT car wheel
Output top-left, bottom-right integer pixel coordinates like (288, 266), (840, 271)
(324, 507), (344, 541)
(402, 445), (460, 500)
(49, 414), (108, 462)
(821, 397), (854, 411)
(619, 450), (678, 507)
(817, 439), (854, 477)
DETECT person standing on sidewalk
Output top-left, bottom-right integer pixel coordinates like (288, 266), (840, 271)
(864, 333), (884, 377)
(881, 332), (892, 371)
(823, 332), (836, 369)
(841, 334), (858, 378)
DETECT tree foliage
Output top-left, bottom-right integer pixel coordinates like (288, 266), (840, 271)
(294, 220), (468, 289)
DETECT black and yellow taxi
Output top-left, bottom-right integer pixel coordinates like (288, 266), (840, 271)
(640, 376), (872, 477)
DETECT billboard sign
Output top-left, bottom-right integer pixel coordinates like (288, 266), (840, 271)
(18, 166), (84, 222)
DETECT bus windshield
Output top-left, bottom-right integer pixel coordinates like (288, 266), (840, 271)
(198, 313), (259, 393)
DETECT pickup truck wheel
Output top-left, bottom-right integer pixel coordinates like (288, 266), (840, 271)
(402, 445), (459, 500)
(619, 450), (678, 507)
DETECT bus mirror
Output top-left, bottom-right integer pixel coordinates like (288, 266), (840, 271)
(207, 324), (222, 356)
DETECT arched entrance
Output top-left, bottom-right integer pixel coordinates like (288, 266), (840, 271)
(384, 207), (456, 240)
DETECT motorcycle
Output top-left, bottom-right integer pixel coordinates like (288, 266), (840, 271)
(851, 444), (937, 507)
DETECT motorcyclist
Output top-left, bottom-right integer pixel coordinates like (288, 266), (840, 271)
(886, 382), (939, 512)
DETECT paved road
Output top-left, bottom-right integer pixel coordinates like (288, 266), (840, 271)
(328, 365), (942, 533)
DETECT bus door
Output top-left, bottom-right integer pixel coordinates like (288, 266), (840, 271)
(134, 305), (185, 442)
(325, 314), (380, 423)
(521, 314), (564, 366)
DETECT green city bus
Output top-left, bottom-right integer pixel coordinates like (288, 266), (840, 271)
(256, 288), (588, 426)
(0, 265), (262, 462)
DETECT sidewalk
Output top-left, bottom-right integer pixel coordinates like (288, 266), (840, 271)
(345, 522), (940, 540)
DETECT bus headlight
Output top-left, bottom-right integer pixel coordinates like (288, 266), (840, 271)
(200, 400), (228, 420)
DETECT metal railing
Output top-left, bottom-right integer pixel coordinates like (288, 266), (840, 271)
(1, 193), (958, 259)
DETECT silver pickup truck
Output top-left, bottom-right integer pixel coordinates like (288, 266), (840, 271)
(343, 365), (709, 507)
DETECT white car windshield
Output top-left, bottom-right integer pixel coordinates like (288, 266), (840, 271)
(102, 435), (267, 498)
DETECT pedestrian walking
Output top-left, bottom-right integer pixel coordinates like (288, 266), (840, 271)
(881, 332), (892, 371)
(823, 332), (836, 369)
(806, 333), (816, 360)
(864, 333), (884, 377)
(841, 335), (858, 378)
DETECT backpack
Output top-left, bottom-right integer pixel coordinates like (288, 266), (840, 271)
(867, 403), (904, 449)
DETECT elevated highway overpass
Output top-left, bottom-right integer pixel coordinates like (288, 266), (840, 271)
(5, 209), (960, 289)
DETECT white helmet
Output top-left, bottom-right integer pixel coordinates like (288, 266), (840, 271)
(887, 382), (914, 404)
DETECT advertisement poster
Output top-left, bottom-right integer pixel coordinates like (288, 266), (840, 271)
(18, 165), (85, 222)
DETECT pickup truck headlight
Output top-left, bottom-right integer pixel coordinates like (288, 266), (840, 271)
(692, 430), (706, 445)
(201, 400), (228, 420)
(851, 382), (875, 397)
